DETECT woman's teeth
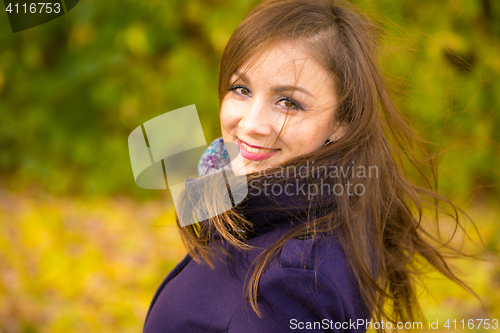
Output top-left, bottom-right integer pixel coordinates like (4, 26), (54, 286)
(241, 141), (278, 153)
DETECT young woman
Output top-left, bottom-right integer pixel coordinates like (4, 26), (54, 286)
(143, 0), (475, 332)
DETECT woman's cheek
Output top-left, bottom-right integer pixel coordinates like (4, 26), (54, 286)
(221, 102), (242, 129)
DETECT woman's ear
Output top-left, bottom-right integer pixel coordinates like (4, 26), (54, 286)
(329, 121), (348, 142)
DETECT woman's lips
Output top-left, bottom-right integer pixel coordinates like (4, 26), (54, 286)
(237, 139), (280, 161)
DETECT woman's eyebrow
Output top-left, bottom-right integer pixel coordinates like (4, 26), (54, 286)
(232, 71), (314, 97)
(232, 71), (251, 85)
(272, 85), (314, 97)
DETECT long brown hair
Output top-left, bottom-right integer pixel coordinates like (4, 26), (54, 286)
(178, 0), (478, 328)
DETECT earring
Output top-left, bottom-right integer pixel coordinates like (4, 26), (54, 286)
(323, 139), (333, 147)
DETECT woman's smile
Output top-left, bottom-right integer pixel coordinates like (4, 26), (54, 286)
(237, 138), (280, 161)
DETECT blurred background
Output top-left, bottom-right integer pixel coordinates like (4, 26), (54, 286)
(0, 0), (499, 332)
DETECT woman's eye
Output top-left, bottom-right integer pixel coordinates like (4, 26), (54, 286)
(276, 97), (303, 111)
(230, 85), (251, 96)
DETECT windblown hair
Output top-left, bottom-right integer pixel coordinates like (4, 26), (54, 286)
(178, 0), (477, 329)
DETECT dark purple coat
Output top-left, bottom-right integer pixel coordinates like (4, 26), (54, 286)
(143, 176), (370, 333)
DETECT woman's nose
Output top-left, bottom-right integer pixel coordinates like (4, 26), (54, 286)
(239, 100), (274, 136)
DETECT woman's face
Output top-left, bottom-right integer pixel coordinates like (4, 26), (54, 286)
(220, 41), (344, 175)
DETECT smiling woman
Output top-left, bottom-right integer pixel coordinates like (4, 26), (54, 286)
(143, 0), (479, 332)
(221, 42), (344, 175)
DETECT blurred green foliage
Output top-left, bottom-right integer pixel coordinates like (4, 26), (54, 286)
(0, 0), (262, 198)
(0, 0), (499, 201)
(0, 0), (499, 332)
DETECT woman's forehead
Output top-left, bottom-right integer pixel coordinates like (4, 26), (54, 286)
(232, 42), (334, 90)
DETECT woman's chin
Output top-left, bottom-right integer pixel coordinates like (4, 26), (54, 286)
(231, 161), (263, 176)
(232, 166), (248, 176)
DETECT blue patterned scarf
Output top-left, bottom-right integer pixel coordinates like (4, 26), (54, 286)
(197, 137), (232, 177)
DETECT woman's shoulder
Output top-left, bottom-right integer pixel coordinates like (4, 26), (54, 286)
(227, 234), (369, 332)
(279, 233), (347, 271)
(228, 234), (369, 332)
(276, 235), (363, 302)
(247, 228), (359, 289)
